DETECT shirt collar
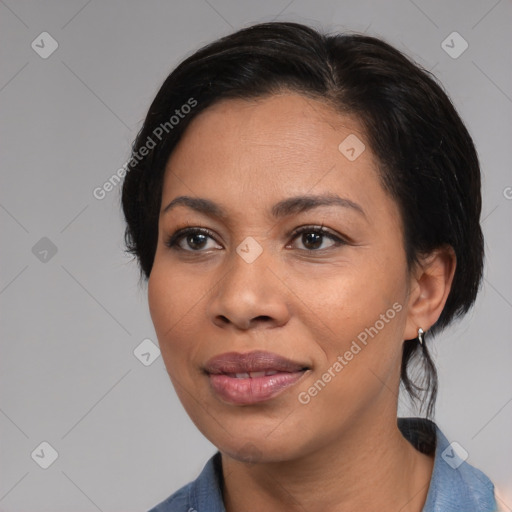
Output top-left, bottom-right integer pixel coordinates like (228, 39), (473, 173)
(397, 417), (497, 511)
(171, 417), (497, 512)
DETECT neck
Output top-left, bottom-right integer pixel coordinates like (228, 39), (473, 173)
(221, 412), (434, 512)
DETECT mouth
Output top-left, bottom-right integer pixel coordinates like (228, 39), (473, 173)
(204, 350), (310, 405)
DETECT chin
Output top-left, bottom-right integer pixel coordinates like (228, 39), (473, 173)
(219, 437), (303, 464)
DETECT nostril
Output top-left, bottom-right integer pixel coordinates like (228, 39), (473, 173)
(253, 315), (272, 322)
(215, 314), (273, 328)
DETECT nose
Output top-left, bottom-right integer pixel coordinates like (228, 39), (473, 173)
(206, 247), (291, 331)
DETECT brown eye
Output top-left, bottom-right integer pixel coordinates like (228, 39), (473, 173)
(165, 228), (222, 252)
(289, 226), (346, 251)
(300, 231), (324, 250)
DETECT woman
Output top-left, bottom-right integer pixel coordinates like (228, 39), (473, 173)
(122, 22), (497, 512)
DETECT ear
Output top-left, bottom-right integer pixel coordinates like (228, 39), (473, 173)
(404, 245), (456, 340)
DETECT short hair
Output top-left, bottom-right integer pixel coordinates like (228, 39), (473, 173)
(121, 21), (484, 418)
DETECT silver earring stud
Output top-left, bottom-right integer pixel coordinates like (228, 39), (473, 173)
(418, 327), (425, 345)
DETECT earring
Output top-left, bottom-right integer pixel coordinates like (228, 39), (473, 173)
(418, 327), (425, 345)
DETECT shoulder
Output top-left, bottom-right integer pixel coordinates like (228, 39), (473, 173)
(147, 481), (193, 512)
(146, 452), (225, 512)
(429, 432), (497, 512)
(398, 417), (498, 512)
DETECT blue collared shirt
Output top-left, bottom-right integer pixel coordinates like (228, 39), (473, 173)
(148, 417), (497, 512)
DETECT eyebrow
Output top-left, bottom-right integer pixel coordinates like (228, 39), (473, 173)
(162, 193), (366, 220)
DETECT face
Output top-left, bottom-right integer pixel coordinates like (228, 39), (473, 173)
(148, 92), (413, 463)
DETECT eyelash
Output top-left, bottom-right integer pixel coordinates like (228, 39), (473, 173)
(164, 224), (347, 253)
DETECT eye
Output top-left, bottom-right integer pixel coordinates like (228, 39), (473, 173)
(164, 224), (347, 253)
(165, 227), (222, 252)
(287, 225), (346, 251)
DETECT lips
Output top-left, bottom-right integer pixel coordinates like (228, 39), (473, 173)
(226, 370), (279, 378)
(204, 350), (309, 405)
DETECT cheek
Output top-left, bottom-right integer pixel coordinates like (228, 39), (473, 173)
(147, 264), (199, 358)
(147, 266), (208, 415)
(298, 255), (408, 397)
(297, 256), (406, 337)
(148, 266), (173, 339)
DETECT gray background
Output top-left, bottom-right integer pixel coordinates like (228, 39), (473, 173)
(1, 1), (511, 511)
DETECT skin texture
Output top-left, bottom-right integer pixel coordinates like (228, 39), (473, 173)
(148, 92), (456, 512)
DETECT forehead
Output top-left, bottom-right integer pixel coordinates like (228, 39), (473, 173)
(161, 93), (392, 224)
(167, 92), (369, 172)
